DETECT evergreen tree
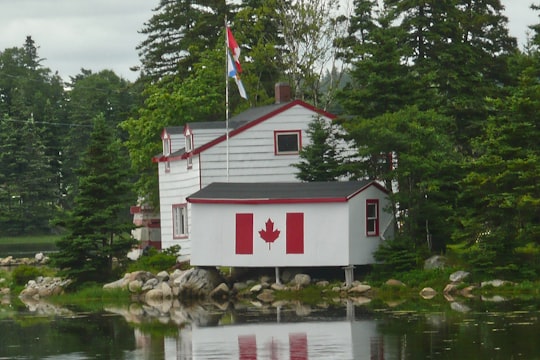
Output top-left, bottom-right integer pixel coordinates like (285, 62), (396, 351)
(137, 0), (228, 82)
(52, 114), (135, 285)
(293, 116), (349, 181)
(457, 66), (540, 273)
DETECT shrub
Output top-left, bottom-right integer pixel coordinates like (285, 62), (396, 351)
(127, 245), (180, 273)
(11, 265), (46, 286)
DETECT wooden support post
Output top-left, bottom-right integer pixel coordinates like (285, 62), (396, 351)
(343, 265), (355, 287)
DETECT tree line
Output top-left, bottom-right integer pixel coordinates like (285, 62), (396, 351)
(0, 0), (538, 282)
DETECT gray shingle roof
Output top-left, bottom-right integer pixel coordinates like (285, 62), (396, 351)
(187, 180), (376, 202)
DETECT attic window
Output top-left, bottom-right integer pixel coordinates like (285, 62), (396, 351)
(163, 136), (171, 155)
(366, 199), (379, 237)
(274, 130), (301, 155)
(186, 133), (193, 153)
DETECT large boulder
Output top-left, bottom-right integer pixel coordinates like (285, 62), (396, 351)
(173, 268), (225, 299)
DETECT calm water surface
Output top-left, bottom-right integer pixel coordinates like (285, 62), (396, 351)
(1, 296), (539, 359)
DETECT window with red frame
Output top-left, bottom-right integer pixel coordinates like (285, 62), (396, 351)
(366, 199), (379, 236)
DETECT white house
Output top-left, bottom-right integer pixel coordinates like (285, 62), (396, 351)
(186, 181), (394, 279)
(152, 84), (341, 258)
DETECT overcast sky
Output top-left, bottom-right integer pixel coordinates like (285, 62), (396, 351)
(0, 0), (537, 82)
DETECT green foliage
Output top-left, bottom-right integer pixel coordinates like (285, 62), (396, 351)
(293, 117), (350, 181)
(371, 238), (419, 279)
(51, 114), (136, 285)
(127, 246), (180, 274)
(11, 265), (54, 287)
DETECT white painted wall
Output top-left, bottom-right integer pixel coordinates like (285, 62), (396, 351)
(348, 186), (392, 264)
(190, 202), (350, 267)
(158, 154), (201, 256)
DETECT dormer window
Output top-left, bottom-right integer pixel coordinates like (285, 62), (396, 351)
(163, 136), (171, 156)
(185, 132), (193, 153)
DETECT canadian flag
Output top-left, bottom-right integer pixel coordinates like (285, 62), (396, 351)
(235, 213), (304, 255)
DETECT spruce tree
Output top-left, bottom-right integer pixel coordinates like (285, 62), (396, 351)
(52, 114), (135, 285)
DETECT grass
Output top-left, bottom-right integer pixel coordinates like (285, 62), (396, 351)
(0, 234), (61, 245)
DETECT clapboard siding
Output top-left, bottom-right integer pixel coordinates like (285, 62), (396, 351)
(155, 100), (344, 255)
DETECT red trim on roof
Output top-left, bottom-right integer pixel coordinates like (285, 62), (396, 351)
(193, 100), (335, 156)
(153, 100), (336, 163)
(187, 197), (349, 205)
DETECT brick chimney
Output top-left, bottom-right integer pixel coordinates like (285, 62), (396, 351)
(275, 82), (291, 104)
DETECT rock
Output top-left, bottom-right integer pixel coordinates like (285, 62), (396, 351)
(0, 288), (10, 295)
(348, 284), (371, 294)
(449, 270), (470, 283)
(156, 271), (170, 282)
(233, 282), (248, 292)
(316, 280), (330, 287)
(128, 280), (143, 293)
(419, 287), (437, 299)
(443, 283), (459, 294)
(249, 284), (262, 293)
(459, 286), (476, 298)
(450, 302), (470, 313)
(481, 295), (506, 302)
(174, 268), (225, 298)
(1, 256), (13, 265)
(293, 274), (311, 287)
(271, 283), (287, 291)
(209, 283), (230, 300)
(35, 253), (45, 262)
(385, 279), (406, 287)
(103, 278), (128, 290)
(481, 279), (511, 288)
(159, 282), (173, 298)
(145, 288), (164, 301)
(256, 289), (275, 303)
(424, 255), (447, 270)
(142, 278), (159, 291)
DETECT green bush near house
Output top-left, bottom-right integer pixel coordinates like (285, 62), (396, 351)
(127, 245), (181, 273)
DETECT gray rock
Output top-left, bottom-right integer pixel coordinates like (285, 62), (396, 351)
(156, 271), (170, 282)
(385, 279), (406, 287)
(449, 270), (470, 283)
(424, 255), (447, 270)
(450, 302), (470, 313)
(348, 284), (371, 294)
(210, 283), (230, 300)
(128, 280), (143, 293)
(293, 274), (311, 287)
(142, 278), (159, 291)
(174, 268), (225, 298)
(419, 287), (437, 299)
(256, 289), (275, 303)
(481, 279), (511, 288)
(249, 284), (262, 293)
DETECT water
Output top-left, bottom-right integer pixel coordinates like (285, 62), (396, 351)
(1, 297), (540, 359)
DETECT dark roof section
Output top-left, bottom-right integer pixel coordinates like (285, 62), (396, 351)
(163, 126), (184, 135)
(187, 180), (387, 204)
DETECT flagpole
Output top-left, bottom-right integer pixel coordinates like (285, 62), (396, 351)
(225, 16), (230, 182)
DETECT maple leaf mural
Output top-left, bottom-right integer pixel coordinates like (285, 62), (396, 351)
(259, 218), (280, 250)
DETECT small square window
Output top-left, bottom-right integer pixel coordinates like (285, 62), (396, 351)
(275, 130), (301, 155)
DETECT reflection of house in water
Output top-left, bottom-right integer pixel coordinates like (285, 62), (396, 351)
(161, 318), (385, 359)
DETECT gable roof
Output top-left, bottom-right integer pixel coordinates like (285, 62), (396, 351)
(186, 180), (387, 205)
(153, 100), (336, 163)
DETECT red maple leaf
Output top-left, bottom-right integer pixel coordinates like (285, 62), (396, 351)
(259, 218), (280, 250)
